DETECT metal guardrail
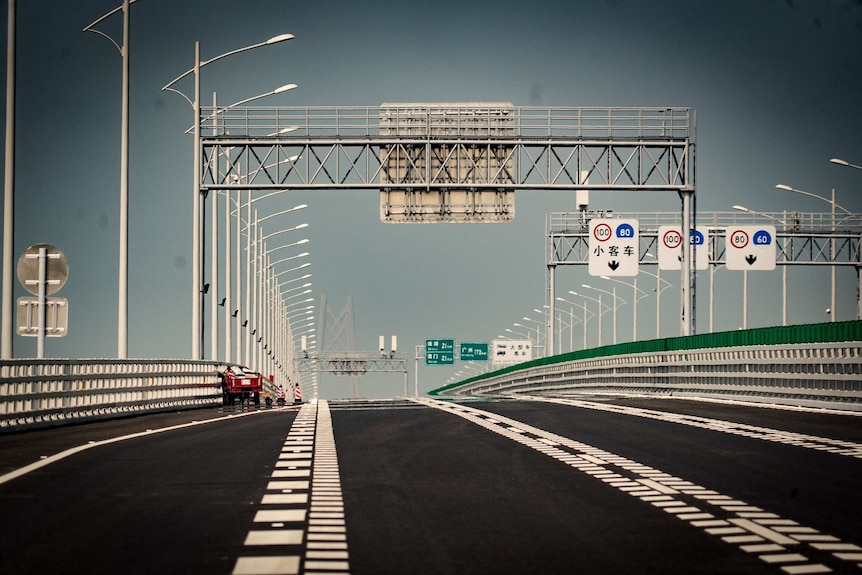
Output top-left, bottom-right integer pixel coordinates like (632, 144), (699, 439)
(202, 106), (692, 140)
(0, 359), (231, 432)
(433, 342), (862, 412)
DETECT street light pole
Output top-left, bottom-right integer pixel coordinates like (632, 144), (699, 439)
(162, 33), (295, 360)
(601, 275), (649, 341)
(83, 0), (135, 358)
(569, 290), (608, 347)
(2, 0), (15, 359)
(582, 284), (626, 344)
(776, 184), (851, 322)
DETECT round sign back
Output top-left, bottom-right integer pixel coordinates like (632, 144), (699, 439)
(17, 243), (69, 295)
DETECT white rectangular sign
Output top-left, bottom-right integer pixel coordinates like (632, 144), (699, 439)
(16, 297), (68, 337)
(491, 339), (533, 364)
(725, 225), (777, 271)
(657, 226), (709, 270)
(588, 218), (639, 277)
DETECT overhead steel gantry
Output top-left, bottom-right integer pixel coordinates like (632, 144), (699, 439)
(197, 105), (696, 354)
(549, 210), (862, 337)
(295, 352), (409, 395)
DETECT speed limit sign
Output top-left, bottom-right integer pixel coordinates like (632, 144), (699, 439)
(588, 218), (639, 276)
(657, 226), (709, 270)
(726, 225), (776, 270)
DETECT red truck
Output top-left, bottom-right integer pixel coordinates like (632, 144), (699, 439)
(218, 365), (263, 406)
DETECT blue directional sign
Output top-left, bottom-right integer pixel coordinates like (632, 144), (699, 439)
(459, 342), (489, 362)
(425, 339), (455, 365)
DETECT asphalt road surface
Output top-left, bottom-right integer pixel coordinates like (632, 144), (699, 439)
(0, 396), (860, 575)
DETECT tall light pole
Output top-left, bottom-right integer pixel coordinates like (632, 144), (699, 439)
(581, 284), (626, 344)
(776, 184), (851, 322)
(83, 0), (138, 358)
(162, 33), (294, 359)
(2, 0), (15, 359)
(637, 267), (672, 338)
(556, 296), (592, 351)
(600, 275), (649, 341)
(569, 290), (609, 347)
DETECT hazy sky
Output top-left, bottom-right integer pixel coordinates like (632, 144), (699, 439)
(1, 1), (861, 398)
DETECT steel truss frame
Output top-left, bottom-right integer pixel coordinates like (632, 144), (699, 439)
(548, 211), (862, 266)
(199, 106), (693, 191)
(296, 352), (407, 375)
(197, 106), (696, 356)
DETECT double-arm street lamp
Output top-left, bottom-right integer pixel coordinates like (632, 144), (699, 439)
(581, 284), (627, 345)
(599, 275), (649, 341)
(568, 290), (610, 347)
(82, 0), (138, 358)
(162, 33), (295, 360)
(555, 296), (593, 352)
(775, 184), (852, 322)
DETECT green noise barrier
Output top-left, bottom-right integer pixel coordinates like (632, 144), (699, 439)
(428, 320), (862, 396)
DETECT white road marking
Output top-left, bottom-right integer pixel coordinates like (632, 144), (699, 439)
(0, 409), (286, 486)
(529, 395), (862, 459)
(414, 397), (855, 574)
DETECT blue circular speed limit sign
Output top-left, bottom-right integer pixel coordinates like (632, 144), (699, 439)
(690, 230), (704, 245)
(616, 223), (635, 238)
(753, 229), (773, 245)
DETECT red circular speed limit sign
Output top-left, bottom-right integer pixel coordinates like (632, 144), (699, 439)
(662, 229), (682, 249)
(729, 229), (749, 249)
(593, 223), (612, 242)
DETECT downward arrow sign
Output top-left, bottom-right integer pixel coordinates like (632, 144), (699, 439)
(608, 260), (620, 271)
(745, 254), (757, 266)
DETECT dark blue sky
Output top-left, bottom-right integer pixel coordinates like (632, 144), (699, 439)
(1, 1), (861, 396)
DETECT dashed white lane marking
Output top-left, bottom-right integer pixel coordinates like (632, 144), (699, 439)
(232, 400), (350, 575)
(527, 395), (862, 459)
(415, 397), (859, 574)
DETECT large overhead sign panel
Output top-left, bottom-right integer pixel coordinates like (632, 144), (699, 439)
(379, 103), (515, 223)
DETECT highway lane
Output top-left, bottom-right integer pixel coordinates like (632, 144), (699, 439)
(0, 397), (859, 574)
(0, 407), (299, 575)
(335, 398), (862, 575)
